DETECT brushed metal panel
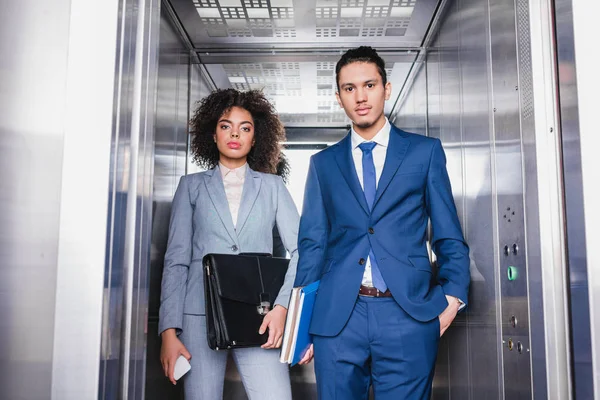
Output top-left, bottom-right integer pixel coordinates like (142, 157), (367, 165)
(0, 0), (70, 398)
(528, 0), (572, 397)
(98, 0), (138, 394)
(393, 0), (547, 398)
(145, 10), (194, 399)
(514, 0), (548, 397)
(97, 0), (162, 399)
(570, 1), (600, 398)
(435, 2), (471, 399)
(394, 62), (427, 136)
(488, 0), (532, 397)
(395, 0), (504, 397)
(124, 1), (161, 398)
(553, 0), (594, 398)
(458, 0), (499, 398)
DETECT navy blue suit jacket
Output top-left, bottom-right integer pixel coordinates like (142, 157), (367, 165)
(294, 125), (470, 337)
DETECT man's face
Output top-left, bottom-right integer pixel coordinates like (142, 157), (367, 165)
(336, 61), (391, 133)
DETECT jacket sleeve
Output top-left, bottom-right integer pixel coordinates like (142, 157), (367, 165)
(294, 156), (330, 287)
(158, 176), (192, 335)
(425, 139), (471, 305)
(273, 176), (300, 308)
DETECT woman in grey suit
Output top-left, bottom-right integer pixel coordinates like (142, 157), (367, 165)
(159, 89), (298, 399)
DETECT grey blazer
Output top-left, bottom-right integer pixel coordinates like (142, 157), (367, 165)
(158, 166), (300, 335)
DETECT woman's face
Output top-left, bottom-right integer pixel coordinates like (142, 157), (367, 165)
(214, 106), (255, 167)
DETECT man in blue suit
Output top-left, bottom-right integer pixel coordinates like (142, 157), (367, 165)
(294, 46), (470, 399)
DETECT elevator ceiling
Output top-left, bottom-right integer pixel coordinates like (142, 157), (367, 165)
(166, 0), (441, 129)
(167, 0), (438, 48)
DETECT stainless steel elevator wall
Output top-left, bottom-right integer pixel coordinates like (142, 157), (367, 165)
(554, 0), (594, 398)
(98, 0), (161, 399)
(143, 10), (213, 399)
(393, 0), (553, 398)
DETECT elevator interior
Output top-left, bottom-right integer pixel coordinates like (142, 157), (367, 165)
(140, 0), (589, 398)
(1, 0), (597, 399)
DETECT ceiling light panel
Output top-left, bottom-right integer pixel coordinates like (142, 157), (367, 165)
(173, 0), (432, 46)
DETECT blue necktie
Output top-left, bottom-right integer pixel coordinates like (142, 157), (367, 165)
(358, 142), (387, 292)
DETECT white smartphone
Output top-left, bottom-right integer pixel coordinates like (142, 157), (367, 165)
(173, 355), (191, 381)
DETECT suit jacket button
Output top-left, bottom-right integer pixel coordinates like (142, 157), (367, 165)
(359, 258), (366, 265)
(368, 227), (374, 234)
(231, 245), (238, 252)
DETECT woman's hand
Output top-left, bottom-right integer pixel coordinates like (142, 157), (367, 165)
(160, 328), (191, 385)
(259, 305), (287, 349)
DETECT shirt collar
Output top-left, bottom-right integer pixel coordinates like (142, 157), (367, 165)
(351, 117), (391, 150)
(219, 162), (247, 180)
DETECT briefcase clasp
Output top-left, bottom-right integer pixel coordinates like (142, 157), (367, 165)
(257, 293), (271, 316)
(257, 301), (271, 315)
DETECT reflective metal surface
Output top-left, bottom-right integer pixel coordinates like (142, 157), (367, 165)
(393, 61), (426, 136)
(566, 1), (600, 398)
(144, 9), (211, 398)
(488, 0), (534, 397)
(98, 0), (161, 399)
(395, 1), (503, 397)
(392, 0), (575, 397)
(527, 0), (571, 397)
(168, 0), (439, 48)
(554, 0), (594, 398)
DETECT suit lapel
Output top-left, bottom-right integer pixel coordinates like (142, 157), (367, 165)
(204, 168), (238, 243)
(236, 167), (261, 234)
(334, 133), (369, 215)
(373, 126), (410, 208)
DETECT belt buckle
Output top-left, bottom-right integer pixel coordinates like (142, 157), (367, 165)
(360, 285), (377, 297)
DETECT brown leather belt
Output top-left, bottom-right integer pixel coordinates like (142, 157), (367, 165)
(359, 285), (392, 298)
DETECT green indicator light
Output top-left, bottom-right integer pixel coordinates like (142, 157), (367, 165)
(508, 266), (518, 281)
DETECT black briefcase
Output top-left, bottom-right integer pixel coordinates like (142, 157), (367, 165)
(203, 253), (290, 350)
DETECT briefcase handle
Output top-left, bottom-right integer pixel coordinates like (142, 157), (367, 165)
(239, 252), (272, 257)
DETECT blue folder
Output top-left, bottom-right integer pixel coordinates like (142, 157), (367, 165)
(280, 280), (320, 366)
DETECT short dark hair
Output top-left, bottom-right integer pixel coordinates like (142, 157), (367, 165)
(189, 88), (288, 181)
(335, 46), (387, 92)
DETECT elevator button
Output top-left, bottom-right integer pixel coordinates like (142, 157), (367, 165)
(503, 245), (510, 256)
(512, 243), (519, 255)
(517, 342), (523, 354)
(510, 315), (518, 328)
(507, 266), (518, 281)
(507, 338), (514, 351)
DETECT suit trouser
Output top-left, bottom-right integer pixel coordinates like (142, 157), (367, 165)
(313, 296), (440, 400)
(179, 314), (292, 400)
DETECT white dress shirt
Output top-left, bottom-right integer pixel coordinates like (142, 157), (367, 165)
(351, 118), (391, 287)
(219, 162), (247, 229)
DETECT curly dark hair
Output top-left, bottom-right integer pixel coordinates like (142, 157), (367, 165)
(189, 88), (289, 182)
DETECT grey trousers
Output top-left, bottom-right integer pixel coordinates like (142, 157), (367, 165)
(179, 314), (292, 400)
